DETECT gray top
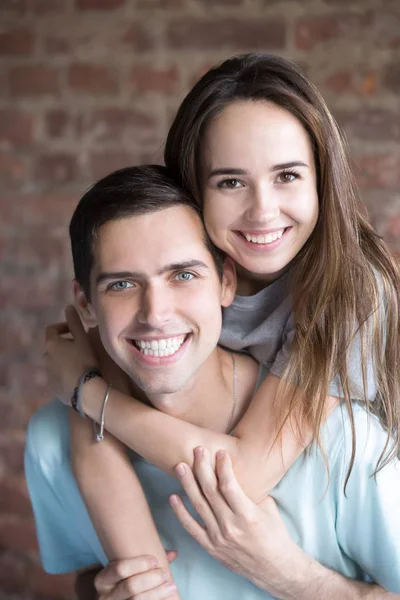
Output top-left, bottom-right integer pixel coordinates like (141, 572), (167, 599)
(220, 272), (378, 401)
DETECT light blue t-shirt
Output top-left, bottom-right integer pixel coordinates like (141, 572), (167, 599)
(25, 400), (400, 597)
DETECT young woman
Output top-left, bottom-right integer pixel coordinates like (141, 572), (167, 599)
(44, 53), (400, 598)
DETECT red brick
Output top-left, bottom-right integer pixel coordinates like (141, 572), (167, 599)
(9, 65), (59, 97)
(29, 566), (76, 599)
(324, 70), (354, 93)
(361, 72), (377, 96)
(0, 109), (34, 148)
(122, 22), (155, 52)
(0, 551), (27, 593)
(166, 18), (286, 50)
(385, 215), (400, 239)
(0, 478), (33, 517)
(195, 0), (244, 4)
(0, 312), (37, 356)
(35, 153), (79, 183)
(130, 64), (179, 94)
(4, 233), (68, 271)
(354, 154), (400, 190)
(45, 109), (69, 138)
(89, 150), (139, 180)
(31, 0), (69, 13)
(68, 63), (118, 94)
(0, 399), (26, 429)
(383, 61), (400, 94)
(0, 515), (38, 553)
(44, 35), (71, 54)
(0, 0), (28, 11)
(0, 153), (28, 185)
(87, 107), (157, 143)
(76, 0), (125, 9)
(0, 272), (63, 310)
(0, 29), (35, 55)
(135, 0), (184, 6)
(0, 194), (77, 230)
(336, 109), (400, 142)
(373, 11), (400, 49)
(0, 435), (26, 475)
(295, 14), (370, 50)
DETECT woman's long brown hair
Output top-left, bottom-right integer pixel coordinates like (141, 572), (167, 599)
(165, 53), (400, 487)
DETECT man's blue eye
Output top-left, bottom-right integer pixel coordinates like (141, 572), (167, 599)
(111, 281), (132, 290)
(174, 272), (194, 282)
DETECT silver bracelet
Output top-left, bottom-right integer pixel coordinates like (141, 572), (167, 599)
(93, 383), (112, 442)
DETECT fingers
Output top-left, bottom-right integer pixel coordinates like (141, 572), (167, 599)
(95, 557), (177, 600)
(45, 322), (70, 342)
(191, 447), (233, 523)
(165, 550), (178, 563)
(169, 492), (211, 552)
(65, 305), (86, 339)
(174, 459), (219, 532)
(214, 450), (254, 517)
(95, 556), (157, 590)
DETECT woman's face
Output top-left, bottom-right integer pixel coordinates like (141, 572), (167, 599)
(201, 100), (319, 294)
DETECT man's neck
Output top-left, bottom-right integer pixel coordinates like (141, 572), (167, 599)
(143, 347), (235, 434)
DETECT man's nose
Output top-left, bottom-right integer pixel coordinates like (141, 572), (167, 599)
(137, 285), (172, 328)
(245, 184), (280, 223)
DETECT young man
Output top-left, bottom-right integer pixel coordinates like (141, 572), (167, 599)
(25, 166), (400, 600)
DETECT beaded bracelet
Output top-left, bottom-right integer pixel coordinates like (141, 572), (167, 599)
(71, 367), (101, 418)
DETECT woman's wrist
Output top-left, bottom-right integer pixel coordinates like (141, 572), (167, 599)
(80, 376), (109, 423)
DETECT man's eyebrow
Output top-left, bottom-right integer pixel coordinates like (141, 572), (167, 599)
(157, 260), (210, 275)
(95, 261), (210, 286)
(207, 161), (309, 179)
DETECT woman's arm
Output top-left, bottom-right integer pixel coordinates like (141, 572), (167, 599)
(81, 373), (323, 502)
(69, 410), (181, 599)
(47, 308), (335, 502)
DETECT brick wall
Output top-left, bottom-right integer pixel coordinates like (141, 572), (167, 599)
(0, 0), (399, 598)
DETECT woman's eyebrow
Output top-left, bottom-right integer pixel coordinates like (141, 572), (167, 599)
(208, 161), (308, 179)
(208, 168), (248, 179)
(270, 161), (309, 171)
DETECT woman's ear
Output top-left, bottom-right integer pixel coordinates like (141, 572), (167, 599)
(72, 280), (97, 331)
(220, 257), (237, 307)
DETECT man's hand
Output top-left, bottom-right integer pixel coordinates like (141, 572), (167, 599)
(94, 552), (179, 600)
(45, 305), (98, 405)
(169, 449), (389, 600)
(169, 448), (301, 596)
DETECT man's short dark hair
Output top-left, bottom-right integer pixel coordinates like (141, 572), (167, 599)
(70, 165), (225, 299)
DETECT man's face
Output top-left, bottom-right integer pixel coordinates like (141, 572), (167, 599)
(80, 205), (234, 397)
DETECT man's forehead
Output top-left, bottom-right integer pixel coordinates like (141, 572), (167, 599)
(92, 206), (215, 276)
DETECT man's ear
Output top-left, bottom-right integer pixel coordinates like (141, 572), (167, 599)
(73, 280), (97, 331)
(220, 256), (237, 308)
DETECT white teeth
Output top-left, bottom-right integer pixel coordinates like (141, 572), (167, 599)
(244, 229), (285, 244)
(133, 335), (186, 357)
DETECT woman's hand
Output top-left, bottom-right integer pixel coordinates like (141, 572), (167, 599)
(169, 448), (306, 597)
(94, 552), (179, 600)
(45, 305), (99, 405)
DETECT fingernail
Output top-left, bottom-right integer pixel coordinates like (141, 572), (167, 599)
(194, 446), (204, 457)
(175, 463), (186, 477)
(151, 557), (158, 567)
(169, 495), (179, 506)
(216, 450), (225, 460)
(166, 583), (177, 593)
(162, 569), (169, 581)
